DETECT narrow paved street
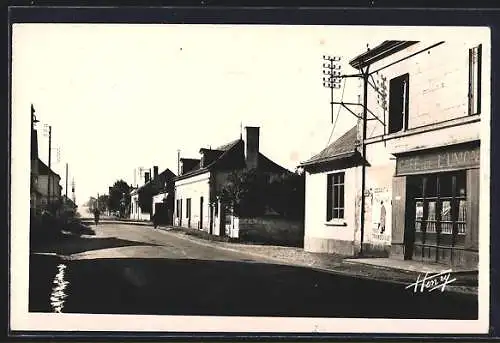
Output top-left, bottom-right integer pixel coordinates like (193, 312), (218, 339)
(30, 223), (477, 319)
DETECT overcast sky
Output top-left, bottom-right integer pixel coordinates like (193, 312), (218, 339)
(12, 24), (486, 205)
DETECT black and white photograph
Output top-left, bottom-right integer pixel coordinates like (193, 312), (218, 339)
(9, 17), (491, 335)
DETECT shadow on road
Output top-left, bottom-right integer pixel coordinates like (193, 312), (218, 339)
(33, 235), (162, 256)
(29, 254), (478, 320)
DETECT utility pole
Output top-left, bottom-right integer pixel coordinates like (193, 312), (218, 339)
(359, 66), (369, 256)
(71, 178), (76, 204)
(45, 125), (52, 212)
(322, 55), (343, 123)
(177, 149), (181, 175)
(65, 163), (68, 199)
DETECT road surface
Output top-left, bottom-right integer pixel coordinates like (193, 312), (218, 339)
(29, 223), (478, 319)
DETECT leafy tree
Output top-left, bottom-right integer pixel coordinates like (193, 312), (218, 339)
(138, 183), (154, 214)
(108, 180), (131, 217)
(217, 169), (305, 219)
(97, 194), (109, 213)
(86, 196), (97, 210)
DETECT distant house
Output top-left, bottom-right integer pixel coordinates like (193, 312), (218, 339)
(130, 169), (152, 221)
(30, 119), (41, 214)
(299, 126), (365, 255)
(61, 195), (78, 214)
(130, 166), (176, 222)
(174, 126), (300, 242)
(36, 159), (62, 213)
(150, 167), (176, 225)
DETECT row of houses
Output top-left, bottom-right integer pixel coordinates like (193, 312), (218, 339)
(128, 39), (485, 268)
(30, 110), (77, 217)
(129, 126), (304, 246)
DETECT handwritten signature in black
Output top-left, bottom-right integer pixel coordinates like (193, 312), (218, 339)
(405, 269), (457, 293)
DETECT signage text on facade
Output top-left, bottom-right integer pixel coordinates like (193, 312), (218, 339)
(396, 144), (480, 175)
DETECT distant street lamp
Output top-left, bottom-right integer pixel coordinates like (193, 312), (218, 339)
(322, 55), (343, 123)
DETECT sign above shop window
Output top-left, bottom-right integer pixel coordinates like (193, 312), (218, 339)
(396, 143), (480, 175)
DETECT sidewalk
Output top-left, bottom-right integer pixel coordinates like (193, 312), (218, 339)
(160, 227), (478, 295)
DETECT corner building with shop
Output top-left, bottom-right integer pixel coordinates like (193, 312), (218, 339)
(348, 40), (487, 268)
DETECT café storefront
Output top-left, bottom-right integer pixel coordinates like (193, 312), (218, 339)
(390, 141), (480, 268)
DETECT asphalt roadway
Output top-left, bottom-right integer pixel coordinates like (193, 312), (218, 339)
(29, 223), (478, 319)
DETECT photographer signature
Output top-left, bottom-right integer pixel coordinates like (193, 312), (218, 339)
(405, 269), (457, 293)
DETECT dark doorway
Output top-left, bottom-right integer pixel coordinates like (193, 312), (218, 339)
(200, 197), (204, 230)
(186, 198), (191, 228)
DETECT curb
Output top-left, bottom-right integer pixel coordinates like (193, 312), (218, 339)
(155, 228), (477, 296)
(81, 220), (152, 227)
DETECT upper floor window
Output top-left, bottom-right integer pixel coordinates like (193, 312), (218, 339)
(468, 44), (482, 115)
(388, 73), (409, 134)
(327, 172), (345, 221)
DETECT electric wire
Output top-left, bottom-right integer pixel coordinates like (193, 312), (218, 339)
(326, 77), (347, 146)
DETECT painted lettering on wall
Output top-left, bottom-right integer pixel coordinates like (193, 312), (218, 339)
(396, 145), (479, 175)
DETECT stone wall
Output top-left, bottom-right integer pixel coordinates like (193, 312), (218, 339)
(237, 216), (304, 247)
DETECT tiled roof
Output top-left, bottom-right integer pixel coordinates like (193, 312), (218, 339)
(258, 153), (290, 173)
(216, 139), (241, 151)
(301, 126), (359, 166)
(37, 158), (61, 178)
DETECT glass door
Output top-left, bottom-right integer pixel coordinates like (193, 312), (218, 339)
(409, 171), (467, 264)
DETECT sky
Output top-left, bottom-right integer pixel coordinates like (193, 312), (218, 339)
(11, 24), (485, 205)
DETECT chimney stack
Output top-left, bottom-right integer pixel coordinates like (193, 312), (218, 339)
(153, 166), (159, 180)
(244, 126), (260, 170)
(145, 171), (150, 183)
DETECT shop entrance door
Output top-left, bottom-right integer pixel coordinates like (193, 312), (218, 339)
(406, 171), (467, 264)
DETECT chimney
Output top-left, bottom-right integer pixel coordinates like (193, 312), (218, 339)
(245, 126), (260, 170)
(145, 171), (150, 183)
(153, 166), (159, 180)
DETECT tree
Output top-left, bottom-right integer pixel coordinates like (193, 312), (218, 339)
(108, 180), (131, 217)
(138, 182), (155, 214)
(97, 194), (109, 213)
(217, 169), (305, 219)
(86, 196), (97, 210)
(217, 169), (266, 217)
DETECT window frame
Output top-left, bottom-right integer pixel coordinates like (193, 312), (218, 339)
(468, 44), (482, 116)
(388, 73), (410, 134)
(326, 171), (346, 222)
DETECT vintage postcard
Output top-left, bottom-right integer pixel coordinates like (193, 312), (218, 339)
(9, 21), (491, 334)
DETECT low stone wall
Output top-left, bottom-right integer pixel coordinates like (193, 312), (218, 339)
(237, 216), (304, 247)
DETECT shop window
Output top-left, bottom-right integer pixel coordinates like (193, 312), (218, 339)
(326, 172), (345, 220)
(413, 171), (467, 240)
(388, 73), (409, 134)
(468, 44), (482, 115)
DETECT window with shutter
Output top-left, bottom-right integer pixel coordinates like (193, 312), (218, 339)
(468, 44), (482, 115)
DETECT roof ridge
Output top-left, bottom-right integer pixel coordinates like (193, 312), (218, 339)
(301, 126), (358, 165)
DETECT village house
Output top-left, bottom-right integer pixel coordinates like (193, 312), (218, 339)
(31, 109), (41, 215)
(36, 158), (63, 214)
(174, 126), (298, 241)
(130, 168), (153, 221)
(301, 39), (486, 268)
(129, 166), (176, 222)
(300, 126), (365, 255)
(149, 167), (176, 225)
